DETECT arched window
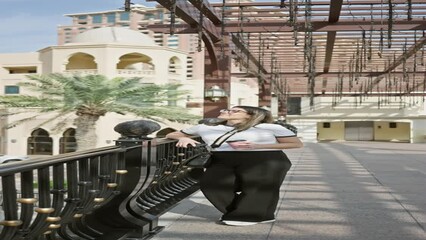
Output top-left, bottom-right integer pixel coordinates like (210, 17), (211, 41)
(27, 128), (53, 155)
(66, 52), (97, 71)
(168, 57), (181, 74)
(59, 128), (77, 154)
(116, 53), (155, 71)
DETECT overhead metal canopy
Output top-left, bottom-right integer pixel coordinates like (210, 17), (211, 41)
(148, 0), (426, 111)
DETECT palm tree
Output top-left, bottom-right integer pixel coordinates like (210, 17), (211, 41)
(0, 74), (198, 151)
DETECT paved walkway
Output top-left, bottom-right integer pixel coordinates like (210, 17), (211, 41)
(151, 142), (426, 240)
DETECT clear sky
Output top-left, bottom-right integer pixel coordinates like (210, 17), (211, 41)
(0, 0), (155, 53)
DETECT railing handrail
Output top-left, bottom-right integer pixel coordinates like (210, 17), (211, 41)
(0, 146), (126, 175)
(0, 137), (184, 176)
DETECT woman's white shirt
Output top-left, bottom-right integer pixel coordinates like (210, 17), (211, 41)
(181, 123), (296, 151)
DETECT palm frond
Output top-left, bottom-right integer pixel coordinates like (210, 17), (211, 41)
(2, 74), (199, 128)
(0, 95), (61, 108)
(115, 105), (199, 123)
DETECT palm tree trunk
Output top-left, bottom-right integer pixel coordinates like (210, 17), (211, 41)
(74, 114), (100, 151)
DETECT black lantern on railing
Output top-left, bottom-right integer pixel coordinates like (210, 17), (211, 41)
(205, 85), (227, 102)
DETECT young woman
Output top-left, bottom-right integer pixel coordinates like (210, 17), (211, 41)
(166, 106), (303, 226)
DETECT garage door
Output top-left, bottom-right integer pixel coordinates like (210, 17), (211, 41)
(345, 121), (374, 141)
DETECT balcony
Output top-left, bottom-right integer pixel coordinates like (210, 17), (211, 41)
(116, 69), (155, 76)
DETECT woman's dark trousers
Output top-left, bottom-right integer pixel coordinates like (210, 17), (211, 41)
(200, 151), (292, 222)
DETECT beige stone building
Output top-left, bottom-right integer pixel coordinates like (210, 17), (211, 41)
(0, 27), (203, 156)
(57, 4), (205, 83)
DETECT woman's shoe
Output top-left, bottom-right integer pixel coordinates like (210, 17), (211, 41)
(222, 219), (275, 226)
(222, 220), (258, 226)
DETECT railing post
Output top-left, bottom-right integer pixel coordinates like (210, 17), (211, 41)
(82, 120), (162, 239)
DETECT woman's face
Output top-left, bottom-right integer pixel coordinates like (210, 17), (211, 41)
(217, 107), (251, 121)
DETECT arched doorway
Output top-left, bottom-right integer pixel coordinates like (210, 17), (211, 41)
(59, 128), (77, 154)
(27, 128), (53, 155)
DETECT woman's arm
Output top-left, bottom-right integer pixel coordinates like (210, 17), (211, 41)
(230, 136), (303, 150)
(165, 131), (200, 148)
(268, 136), (303, 149)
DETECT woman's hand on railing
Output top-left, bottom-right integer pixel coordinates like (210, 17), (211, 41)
(165, 131), (201, 148)
(176, 137), (200, 148)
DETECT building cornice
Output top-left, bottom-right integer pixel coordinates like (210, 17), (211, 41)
(38, 44), (187, 55)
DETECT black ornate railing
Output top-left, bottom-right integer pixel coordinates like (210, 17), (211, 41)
(0, 126), (204, 240)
